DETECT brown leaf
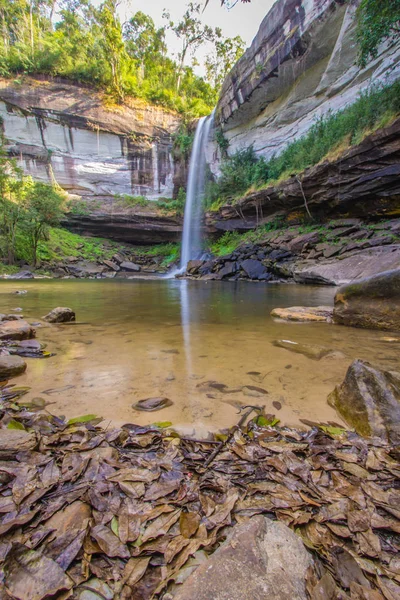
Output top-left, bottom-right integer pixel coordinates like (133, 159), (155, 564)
(41, 459), (60, 487)
(141, 509), (181, 543)
(108, 467), (159, 483)
(348, 509), (371, 533)
(350, 582), (385, 600)
(4, 543), (73, 600)
(331, 547), (370, 589)
(119, 557), (150, 589)
(165, 535), (190, 563)
(180, 511), (201, 538)
(205, 489), (239, 528)
(356, 529), (381, 558)
(91, 524), (130, 558)
(145, 471), (183, 501)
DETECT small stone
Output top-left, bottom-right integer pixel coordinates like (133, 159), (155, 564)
(120, 261), (141, 272)
(0, 320), (35, 341)
(43, 308), (76, 323)
(240, 259), (269, 280)
(0, 355), (27, 379)
(271, 306), (333, 322)
(132, 397), (173, 412)
(273, 339), (337, 360)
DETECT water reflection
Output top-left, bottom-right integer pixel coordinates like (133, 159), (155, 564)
(0, 279), (398, 433)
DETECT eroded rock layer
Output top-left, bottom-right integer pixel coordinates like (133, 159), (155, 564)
(0, 77), (180, 201)
(216, 0), (400, 161)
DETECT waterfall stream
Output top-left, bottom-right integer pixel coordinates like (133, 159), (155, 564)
(180, 112), (214, 271)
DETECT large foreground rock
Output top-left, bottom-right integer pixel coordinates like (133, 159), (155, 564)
(171, 516), (313, 600)
(333, 270), (400, 331)
(0, 320), (35, 341)
(43, 307), (76, 323)
(328, 360), (400, 444)
(0, 355), (27, 379)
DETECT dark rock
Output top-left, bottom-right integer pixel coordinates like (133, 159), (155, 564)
(120, 261), (141, 272)
(132, 397), (173, 412)
(333, 270), (400, 331)
(171, 516), (313, 600)
(43, 307), (76, 323)
(0, 355), (27, 379)
(328, 360), (400, 443)
(103, 260), (120, 272)
(0, 320), (35, 341)
(269, 249), (292, 260)
(186, 260), (203, 275)
(327, 219), (362, 229)
(217, 261), (237, 279)
(198, 260), (214, 276)
(8, 271), (34, 280)
(240, 259), (268, 280)
(287, 232), (320, 254)
(67, 261), (105, 277)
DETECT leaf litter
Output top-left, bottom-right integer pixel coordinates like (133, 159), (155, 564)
(0, 383), (399, 599)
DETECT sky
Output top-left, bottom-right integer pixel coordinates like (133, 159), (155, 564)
(115, 0), (277, 75)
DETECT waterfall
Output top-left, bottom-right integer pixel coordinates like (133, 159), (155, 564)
(180, 112), (214, 271)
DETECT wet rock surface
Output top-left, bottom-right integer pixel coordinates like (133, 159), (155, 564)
(271, 306), (333, 322)
(328, 359), (400, 444)
(43, 307), (76, 323)
(171, 517), (313, 600)
(0, 319), (36, 341)
(273, 339), (339, 360)
(0, 355), (27, 379)
(333, 270), (400, 331)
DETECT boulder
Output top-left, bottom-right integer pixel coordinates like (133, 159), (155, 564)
(240, 259), (268, 280)
(43, 307), (76, 323)
(333, 270), (400, 331)
(273, 340), (338, 360)
(102, 260), (120, 272)
(171, 516), (313, 600)
(328, 360), (400, 444)
(186, 260), (203, 275)
(287, 232), (320, 254)
(0, 428), (36, 452)
(120, 261), (141, 272)
(217, 261), (237, 279)
(0, 320), (36, 341)
(7, 270), (34, 279)
(0, 355), (27, 379)
(271, 306), (333, 323)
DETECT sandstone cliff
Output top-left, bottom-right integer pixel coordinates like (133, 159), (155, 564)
(0, 77), (180, 201)
(216, 0), (400, 162)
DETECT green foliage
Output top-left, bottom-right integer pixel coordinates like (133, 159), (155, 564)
(130, 242), (180, 267)
(114, 194), (149, 208)
(173, 127), (194, 157)
(210, 231), (242, 256)
(215, 128), (229, 153)
(208, 82), (400, 210)
(158, 188), (186, 217)
(356, 0), (400, 67)
(0, 1), (239, 117)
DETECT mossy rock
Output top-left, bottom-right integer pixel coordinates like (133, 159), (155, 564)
(333, 270), (400, 331)
(328, 359), (400, 444)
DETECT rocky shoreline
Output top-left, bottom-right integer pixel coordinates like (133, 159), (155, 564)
(185, 218), (400, 286)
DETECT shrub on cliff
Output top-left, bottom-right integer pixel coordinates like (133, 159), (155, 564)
(208, 80), (400, 209)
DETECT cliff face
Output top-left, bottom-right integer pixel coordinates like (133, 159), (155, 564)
(216, 0), (400, 161)
(0, 78), (180, 201)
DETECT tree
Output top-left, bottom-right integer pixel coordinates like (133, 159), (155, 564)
(96, 0), (127, 102)
(123, 12), (166, 82)
(356, 0), (400, 67)
(0, 131), (26, 264)
(164, 2), (216, 91)
(23, 182), (64, 266)
(205, 34), (244, 89)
